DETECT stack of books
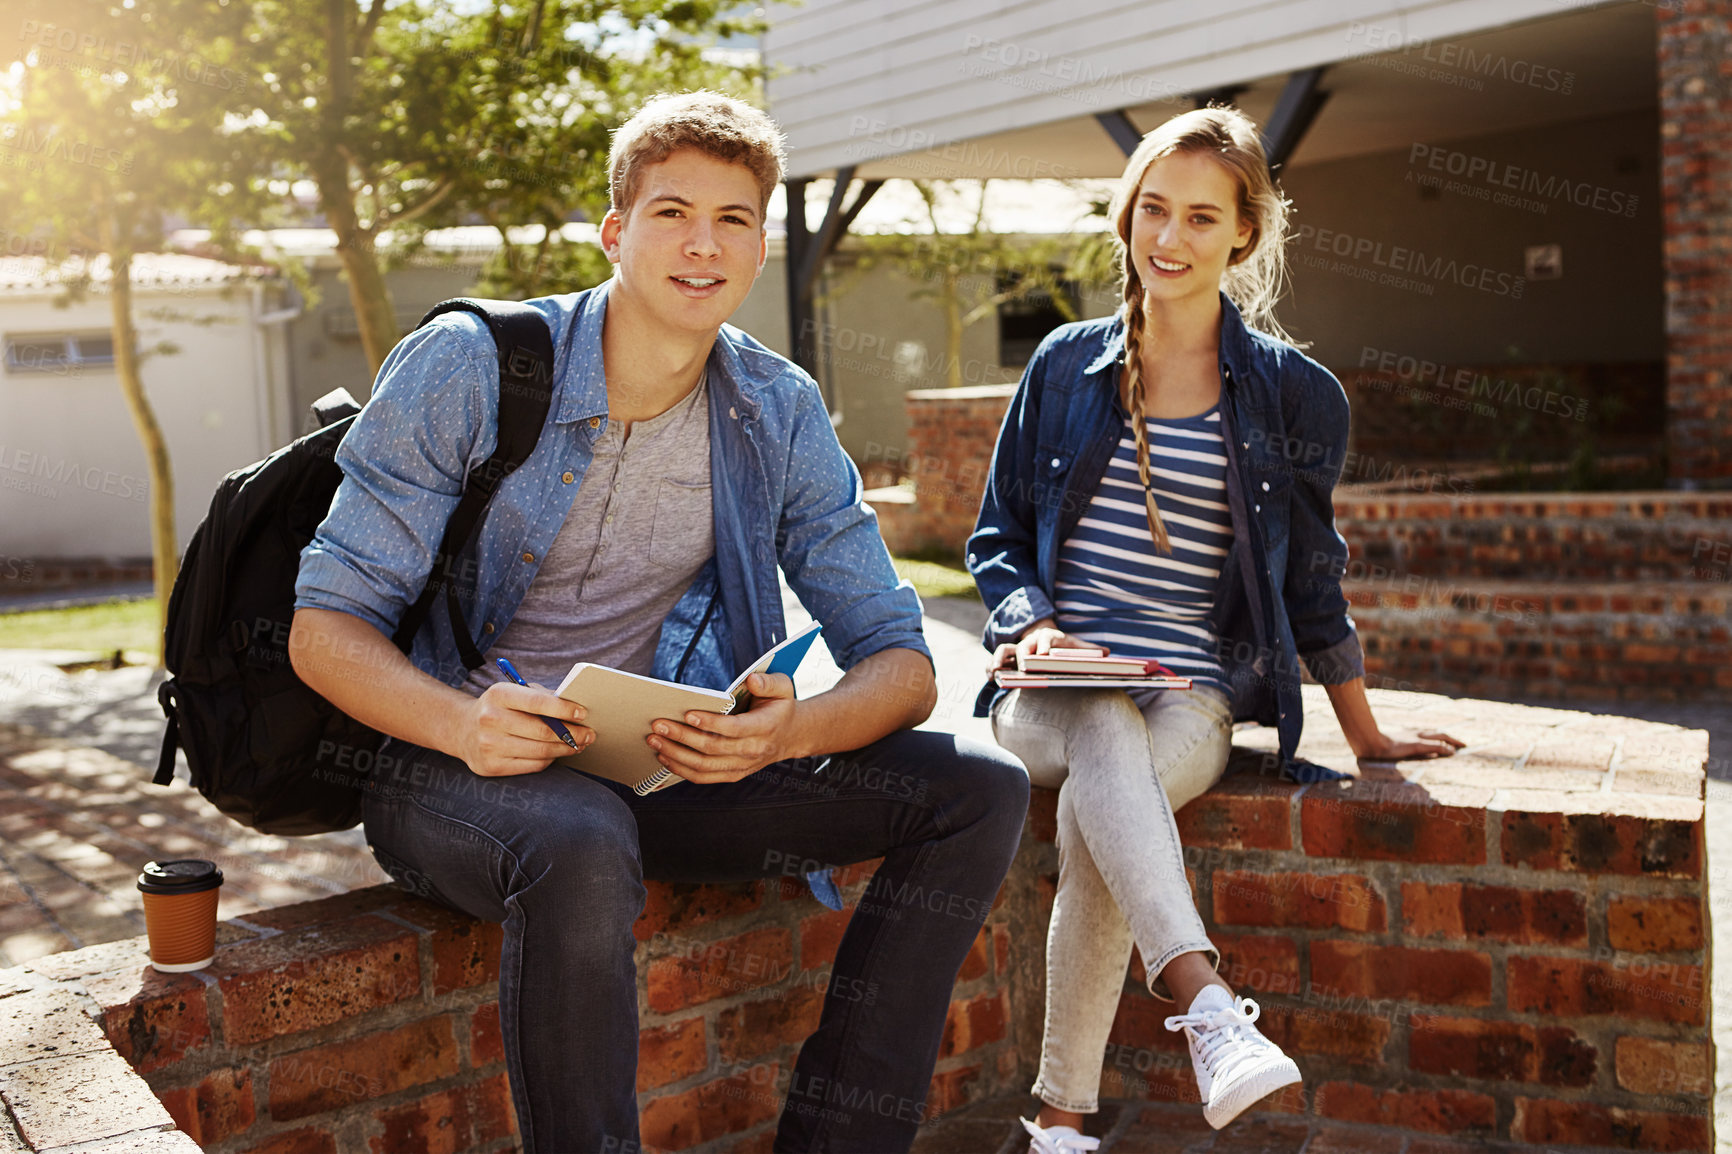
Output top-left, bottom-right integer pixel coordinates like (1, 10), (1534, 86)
(993, 647), (1192, 690)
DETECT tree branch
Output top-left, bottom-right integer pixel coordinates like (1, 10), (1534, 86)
(379, 176), (458, 228)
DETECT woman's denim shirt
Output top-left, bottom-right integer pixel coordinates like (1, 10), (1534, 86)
(967, 293), (1364, 776)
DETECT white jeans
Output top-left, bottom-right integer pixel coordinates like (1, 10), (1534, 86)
(991, 685), (1234, 1113)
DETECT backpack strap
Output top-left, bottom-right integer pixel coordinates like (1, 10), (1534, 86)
(391, 299), (556, 670)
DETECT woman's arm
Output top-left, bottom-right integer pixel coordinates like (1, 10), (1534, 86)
(1277, 360), (1463, 764)
(968, 340), (1062, 650)
(1323, 677), (1465, 764)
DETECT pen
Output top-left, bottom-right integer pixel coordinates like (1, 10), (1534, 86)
(494, 658), (583, 752)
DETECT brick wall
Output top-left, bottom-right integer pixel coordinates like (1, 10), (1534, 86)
(4, 691), (1712, 1151)
(9, 864), (1028, 1154)
(866, 382), (1732, 703)
(1658, 0), (1732, 485)
(1074, 693), (1713, 1149)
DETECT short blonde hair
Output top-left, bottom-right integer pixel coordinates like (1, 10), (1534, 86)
(608, 91), (787, 220)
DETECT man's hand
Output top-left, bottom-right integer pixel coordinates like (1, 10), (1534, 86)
(646, 672), (804, 784)
(987, 618), (1105, 675)
(459, 681), (595, 778)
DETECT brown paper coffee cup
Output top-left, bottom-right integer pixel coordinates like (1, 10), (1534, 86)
(138, 860), (223, 972)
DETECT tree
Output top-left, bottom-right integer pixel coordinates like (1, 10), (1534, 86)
(2, 1), (270, 661)
(182, 0), (764, 371)
(844, 180), (1110, 389)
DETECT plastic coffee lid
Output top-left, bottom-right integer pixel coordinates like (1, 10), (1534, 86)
(137, 859), (224, 895)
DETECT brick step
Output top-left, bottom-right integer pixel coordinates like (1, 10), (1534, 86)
(1334, 491), (1732, 582)
(1341, 578), (1731, 702)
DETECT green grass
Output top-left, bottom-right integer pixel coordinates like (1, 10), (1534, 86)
(892, 556), (978, 601)
(0, 597), (160, 654)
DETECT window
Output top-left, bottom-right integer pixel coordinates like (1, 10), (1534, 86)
(4, 332), (116, 375)
(998, 276), (1079, 369)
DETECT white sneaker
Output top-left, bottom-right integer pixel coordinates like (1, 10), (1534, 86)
(1164, 989), (1302, 1130)
(1020, 1116), (1100, 1154)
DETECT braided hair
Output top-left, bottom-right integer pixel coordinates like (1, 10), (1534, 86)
(1108, 106), (1293, 552)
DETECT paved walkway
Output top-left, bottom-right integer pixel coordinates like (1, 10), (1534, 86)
(0, 591), (1726, 1151)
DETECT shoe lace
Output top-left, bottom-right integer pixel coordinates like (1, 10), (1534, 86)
(1164, 996), (1269, 1082)
(1020, 1117), (1101, 1154)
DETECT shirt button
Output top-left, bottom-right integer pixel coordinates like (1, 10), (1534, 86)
(562, 471), (574, 484)
(1050, 457), (1061, 468)
(1254, 504), (1262, 513)
(605, 514), (614, 524)
(483, 622), (495, 634)
(521, 551), (534, 563)
(1261, 481), (1271, 492)
(730, 406), (739, 419)
(1242, 441), (1249, 450)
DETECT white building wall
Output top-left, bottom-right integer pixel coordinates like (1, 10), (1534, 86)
(766, 0), (1599, 177)
(0, 286), (281, 560)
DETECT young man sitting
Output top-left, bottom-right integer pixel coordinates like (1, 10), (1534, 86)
(290, 91), (1029, 1154)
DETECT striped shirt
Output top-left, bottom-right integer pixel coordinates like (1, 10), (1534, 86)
(1053, 404), (1233, 694)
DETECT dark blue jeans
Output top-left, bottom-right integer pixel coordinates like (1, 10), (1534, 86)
(361, 728), (1029, 1154)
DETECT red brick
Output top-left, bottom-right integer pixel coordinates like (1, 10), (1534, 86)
(957, 927), (992, 982)
(469, 1002), (502, 1067)
(717, 984), (826, 1064)
(370, 1087), (471, 1154)
(1400, 882), (1587, 946)
(1310, 942), (1492, 1007)
(1513, 1097), (1710, 1150)
(242, 886), (402, 931)
(393, 901), (502, 994)
(1501, 811), (1701, 877)
(88, 968), (211, 1074)
(798, 907), (851, 970)
(1507, 955), (1704, 1025)
(468, 1071), (517, 1142)
(992, 923), (1011, 977)
(1301, 788), (1484, 863)
(1176, 778), (1296, 850)
(726, 1127), (778, 1154)
(641, 1063), (782, 1150)
(635, 880), (765, 942)
(216, 915), (421, 1044)
(367, 1076), (515, 1154)
(1408, 1014), (1597, 1086)
(1212, 871), (1385, 932)
(1027, 787), (1058, 843)
(925, 1064), (983, 1120)
(1315, 1082), (1495, 1134)
(646, 927), (794, 1013)
(1259, 1004), (1391, 1065)
(158, 1067), (255, 1145)
(266, 1017), (460, 1121)
(1214, 933), (1301, 996)
(638, 1018), (709, 1090)
(938, 990), (1007, 1059)
(1615, 1036), (1711, 1096)
(1607, 895), (1704, 952)
(236, 1128), (337, 1154)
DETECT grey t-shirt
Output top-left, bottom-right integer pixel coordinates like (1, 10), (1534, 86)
(464, 374), (714, 695)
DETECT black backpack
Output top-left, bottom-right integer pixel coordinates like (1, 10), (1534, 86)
(152, 299), (555, 835)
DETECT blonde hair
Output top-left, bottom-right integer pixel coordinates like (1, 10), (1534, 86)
(608, 91), (787, 219)
(1108, 105), (1292, 553)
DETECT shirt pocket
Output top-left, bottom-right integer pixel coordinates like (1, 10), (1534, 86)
(648, 477), (715, 571)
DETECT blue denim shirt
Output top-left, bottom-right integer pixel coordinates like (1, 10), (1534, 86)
(967, 293), (1364, 776)
(295, 280), (930, 692)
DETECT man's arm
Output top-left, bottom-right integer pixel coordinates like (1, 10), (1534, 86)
(290, 607), (594, 777)
(644, 644), (934, 784)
